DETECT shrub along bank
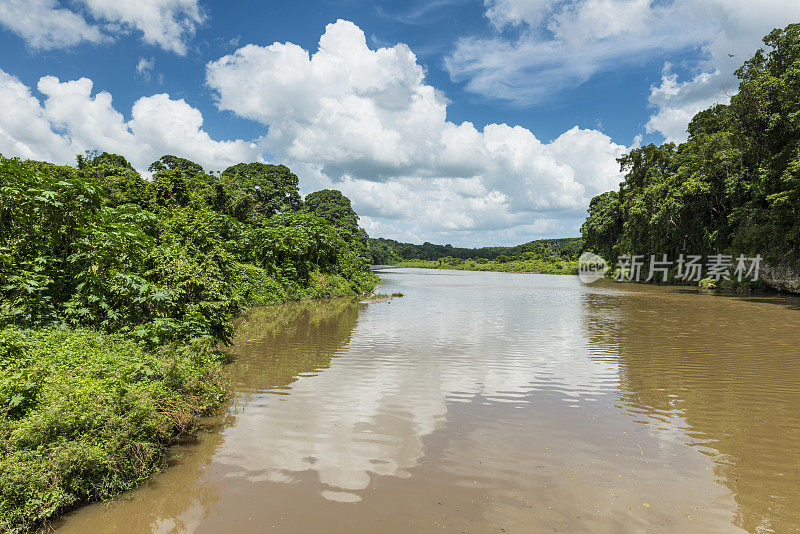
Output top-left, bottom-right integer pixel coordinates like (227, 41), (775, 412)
(0, 153), (377, 532)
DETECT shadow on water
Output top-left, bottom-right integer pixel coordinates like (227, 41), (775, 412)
(225, 299), (362, 394)
(53, 298), (362, 533)
(658, 285), (800, 312)
(582, 286), (800, 533)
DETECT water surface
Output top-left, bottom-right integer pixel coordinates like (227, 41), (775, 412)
(57, 269), (800, 533)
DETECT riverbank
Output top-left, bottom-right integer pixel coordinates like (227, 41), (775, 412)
(51, 269), (800, 533)
(0, 154), (378, 532)
(0, 327), (225, 533)
(579, 25), (800, 296)
(395, 258), (578, 275)
(0, 286), (377, 533)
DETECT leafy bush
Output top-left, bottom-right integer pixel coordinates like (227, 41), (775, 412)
(0, 327), (226, 533)
(0, 154), (377, 345)
(230, 263), (287, 306)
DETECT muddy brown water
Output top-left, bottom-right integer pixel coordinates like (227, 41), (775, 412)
(55, 269), (800, 533)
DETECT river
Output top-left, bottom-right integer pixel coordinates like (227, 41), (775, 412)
(55, 268), (800, 533)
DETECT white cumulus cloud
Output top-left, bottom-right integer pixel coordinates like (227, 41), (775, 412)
(77, 0), (205, 55)
(0, 69), (78, 162)
(644, 66), (728, 144)
(0, 68), (258, 171)
(0, 0), (204, 54)
(0, 0), (106, 49)
(446, 0), (800, 142)
(206, 20), (629, 244)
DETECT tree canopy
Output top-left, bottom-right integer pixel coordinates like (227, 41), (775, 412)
(220, 163), (302, 222)
(581, 24), (800, 271)
(304, 189), (359, 235)
(303, 189), (368, 253)
(0, 153), (375, 344)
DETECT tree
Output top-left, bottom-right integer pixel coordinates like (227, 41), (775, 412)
(581, 191), (622, 261)
(580, 23), (800, 278)
(220, 163), (301, 222)
(148, 155), (204, 179)
(79, 152), (148, 207)
(728, 23), (800, 257)
(149, 169), (191, 208)
(304, 189), (369, 255)
(304, 190), (359, 234)
(147, 155), (231, 212)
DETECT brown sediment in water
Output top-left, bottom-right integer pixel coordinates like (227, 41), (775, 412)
(54, 269), (800, 533)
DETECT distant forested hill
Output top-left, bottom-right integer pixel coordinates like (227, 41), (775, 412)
(368, 237), (581, 265)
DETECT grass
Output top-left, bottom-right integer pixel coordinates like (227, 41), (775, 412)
(0, 327), (226, 533)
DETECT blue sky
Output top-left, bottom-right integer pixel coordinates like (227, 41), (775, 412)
(0, 0), (798, 246)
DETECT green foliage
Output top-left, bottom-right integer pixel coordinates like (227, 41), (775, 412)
(0, 150), (377, 531)
(580, 191), (622, 261)
(396, 257), (578, 275)
(304, 189), (359, 234)
(368, 238), (403, 264)
(149, 169), (192, 208)
(0, 153), (375, 343)
(0, 327), (225, 533)
(220, 163), (302, 223)
(698, 278), (718, 290)
(230, 263), (287, 306)
(303, 189), (368, 256)
(148, 155), (205, 178)
(582, 24), (800, 276)
(369, 237), (582, 274)
(78, 152), (149, 208)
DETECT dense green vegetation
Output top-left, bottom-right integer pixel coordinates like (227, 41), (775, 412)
(582, 24), (800, 284)
(396, 257), (577, 274)
(0, 152), (376, 532)
(370, 237), (581, 274)
(304, 189), (369, 255)
(0, 328), (225, 532)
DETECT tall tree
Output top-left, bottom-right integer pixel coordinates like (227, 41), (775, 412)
(221, 163), (301, 222)
(304, 189), (368, 253)
(148, 155), (205, 179)
(79, 152), (148, 207)
(304, 189), (359, 234)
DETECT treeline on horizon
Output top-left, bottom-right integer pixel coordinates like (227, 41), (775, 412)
(581, 24), (800, 280)
(369, 237), (582, 265)
(0, 151), (375, 532)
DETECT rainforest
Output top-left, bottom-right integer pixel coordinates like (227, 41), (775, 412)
(581, 25), (800, 292)
(0, 153), (376, 532)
